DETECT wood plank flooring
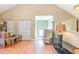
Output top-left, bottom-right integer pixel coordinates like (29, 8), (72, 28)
(0, 40), (57, 54)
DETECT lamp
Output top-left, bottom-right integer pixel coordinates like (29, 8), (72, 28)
(74, 4), (79, 12)
(56, 23), (66, 32)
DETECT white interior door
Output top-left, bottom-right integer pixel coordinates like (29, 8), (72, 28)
(18, 21), (31, 40)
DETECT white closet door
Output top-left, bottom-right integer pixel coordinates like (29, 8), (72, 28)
(18, 21), (31, 40)
(7, 21), (14, 33)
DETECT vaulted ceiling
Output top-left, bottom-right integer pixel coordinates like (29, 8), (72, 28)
(0, 4), (78, 19)
(57, 4), (79, 19)
(0, 4), (16, 13)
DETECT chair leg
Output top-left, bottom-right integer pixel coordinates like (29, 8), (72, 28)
(12, 41), (15, 45)
(5, 40), (11, 47)
(8, 41), (11, 47)
(3, 41), (6, 48)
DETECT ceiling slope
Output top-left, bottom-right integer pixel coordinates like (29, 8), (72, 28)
(57, 4), (79, 19)
(0, 4), (16, 13)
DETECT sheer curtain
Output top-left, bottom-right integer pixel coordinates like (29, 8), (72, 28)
(7, 21), (14, 33)
(18, 21), (31, 40)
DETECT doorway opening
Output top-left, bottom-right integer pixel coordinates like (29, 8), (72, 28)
(35, 15), (54, 41)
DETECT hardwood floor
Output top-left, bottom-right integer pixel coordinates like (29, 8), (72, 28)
(0, 40), (57, 54)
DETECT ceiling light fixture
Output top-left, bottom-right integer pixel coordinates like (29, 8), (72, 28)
(74, 4), (79, 12)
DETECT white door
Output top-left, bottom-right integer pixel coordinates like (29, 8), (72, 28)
(18, 21), (31, 40)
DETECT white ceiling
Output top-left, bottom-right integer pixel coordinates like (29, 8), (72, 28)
(0, 4), (16, 13)
(57, 4), (79, 19)
(0, 4), (78, 19)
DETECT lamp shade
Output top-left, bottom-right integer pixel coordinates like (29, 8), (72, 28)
(56, 23), (66, 32)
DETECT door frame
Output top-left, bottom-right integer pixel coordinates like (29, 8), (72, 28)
(35, 15), (53, 40)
